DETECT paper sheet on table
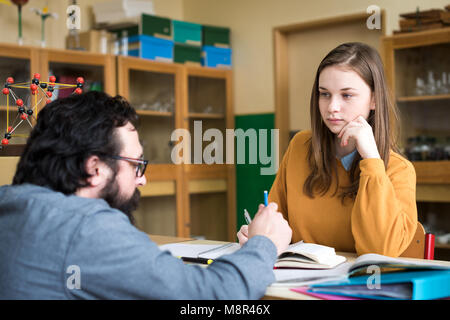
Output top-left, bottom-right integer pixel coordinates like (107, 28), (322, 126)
(159, 243), (240, 259)
(272, 261), (353, 287)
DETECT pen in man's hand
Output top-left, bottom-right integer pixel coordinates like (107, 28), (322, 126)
(244, 209), (252, 224)
(179, 256), (213, 265)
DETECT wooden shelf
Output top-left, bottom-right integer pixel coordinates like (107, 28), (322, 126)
(0, 105), (15, 112)
(413, 161), (450, 184)
(416, 184), (450, 202)
(0, 144), (25, 157)
(185, 164), (228, 179)
(188, 179), (227, 194)
(435, 243), (450, 250)
(188, 112), (225, 119)
(135, 110), (174, 117)
(397, 94), (450, 102)
(139, 180), (176, 197)
(144, 164), (178, 181)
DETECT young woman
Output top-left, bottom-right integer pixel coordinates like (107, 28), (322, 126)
(238, 42), (417, 257)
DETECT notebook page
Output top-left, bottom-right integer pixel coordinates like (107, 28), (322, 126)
(198, 243), (241, 259)
(159, 242), (240, 259)
(350, 253), (450, 274)
(272, 261), (352, 287)
(159, 243), (226, 258)
(284, 242), (336, 264)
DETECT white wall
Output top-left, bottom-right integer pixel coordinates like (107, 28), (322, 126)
(182, 0), (450, 115)
(0, 0), (183, 49)
(1, 0), (448, 116)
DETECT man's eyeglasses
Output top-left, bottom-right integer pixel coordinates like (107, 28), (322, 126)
(105, 155), (149, 178)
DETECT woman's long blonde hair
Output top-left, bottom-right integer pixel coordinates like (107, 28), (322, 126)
(303, 42), (399, 201)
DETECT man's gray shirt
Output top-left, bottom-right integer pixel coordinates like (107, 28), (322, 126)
(0, 184), (277, 299)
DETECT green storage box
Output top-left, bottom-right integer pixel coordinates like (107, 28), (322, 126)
(110, 25), (139, 38)
(141, 14), (172, 39)
(174, 43), (201, 65)
(107, 14), (172, 40)
(173, 20), (202, 46)
(202, 25), (230, 48)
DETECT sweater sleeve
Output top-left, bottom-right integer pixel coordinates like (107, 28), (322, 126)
(64, 211), (278, 299)
(351, 157), (418, 257)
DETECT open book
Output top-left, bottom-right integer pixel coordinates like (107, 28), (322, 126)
(159, 240), (346, 269)
(307, 270), (450, 300)
(275, 242), (347, 269)
(273, 253), (450, 287)
(303, 256), (450, 300)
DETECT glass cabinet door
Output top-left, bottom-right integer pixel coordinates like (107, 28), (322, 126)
(128, 69), (176, 164)
(48, 62), (104, 98)
(394, 43), (450, 159)
(385, 30), (450, 260)
(185, 68), (233, 241)
(117, 56), (182, 237)
(0, 57), (32, 145)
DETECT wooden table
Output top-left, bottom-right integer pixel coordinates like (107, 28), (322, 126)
(148, 234), (449, 300)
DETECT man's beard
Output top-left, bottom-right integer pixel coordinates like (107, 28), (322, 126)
(100, 176), (140, 225)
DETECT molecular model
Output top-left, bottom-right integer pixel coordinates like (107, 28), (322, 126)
(1, 73), (84, 145)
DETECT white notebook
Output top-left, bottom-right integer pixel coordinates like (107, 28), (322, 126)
(274, 242), (347, 269)
(160, 240), (346, 269)
(159, 242), (240, 260)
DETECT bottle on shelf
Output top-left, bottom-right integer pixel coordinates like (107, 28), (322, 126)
(426, 71), (436, 95)
(439, 72), (449, 94)
(121, 30), (128, 57)
(414, 77), (425, 96)
(100, 30), (108, 54)
(406, 136), (421, 161)
(430, 138), (446, 161)
(418, 135), (432, 161)
(445, 137), (450, 160)
(112, 33), (120, 56)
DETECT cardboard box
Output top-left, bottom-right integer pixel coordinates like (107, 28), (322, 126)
(66, 30), (114, 54)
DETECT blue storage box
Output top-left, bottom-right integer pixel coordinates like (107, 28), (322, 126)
(172, 20), (202, 46)
(202, 46), (232, 68)
(128, 35), (174, 62)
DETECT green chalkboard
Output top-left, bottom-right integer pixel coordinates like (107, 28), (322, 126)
(234, 113), (277, 234)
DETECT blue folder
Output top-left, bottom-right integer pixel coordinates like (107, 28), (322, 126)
(309, 270), (450, 300)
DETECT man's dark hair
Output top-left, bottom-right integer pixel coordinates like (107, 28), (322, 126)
(13, 91), (139, 195)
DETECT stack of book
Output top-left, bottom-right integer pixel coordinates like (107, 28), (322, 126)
(396, 7), (450, 34)
(290, 254), (450, 300)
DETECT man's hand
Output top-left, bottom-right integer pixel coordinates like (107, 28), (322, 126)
(237, 203), (292, 255)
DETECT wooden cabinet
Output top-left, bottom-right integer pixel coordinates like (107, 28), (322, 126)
(117, 56), (184, 237)
(0, 44), (116, 146)
(117, 57), (236, 241)
(0, 43), (236, 242)
(184, 66), (236, 242)
(39, 48), (116, 97)
(381, 28), (450, 257)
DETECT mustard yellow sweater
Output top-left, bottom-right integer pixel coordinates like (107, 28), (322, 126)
(269, 130), (418, 257)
